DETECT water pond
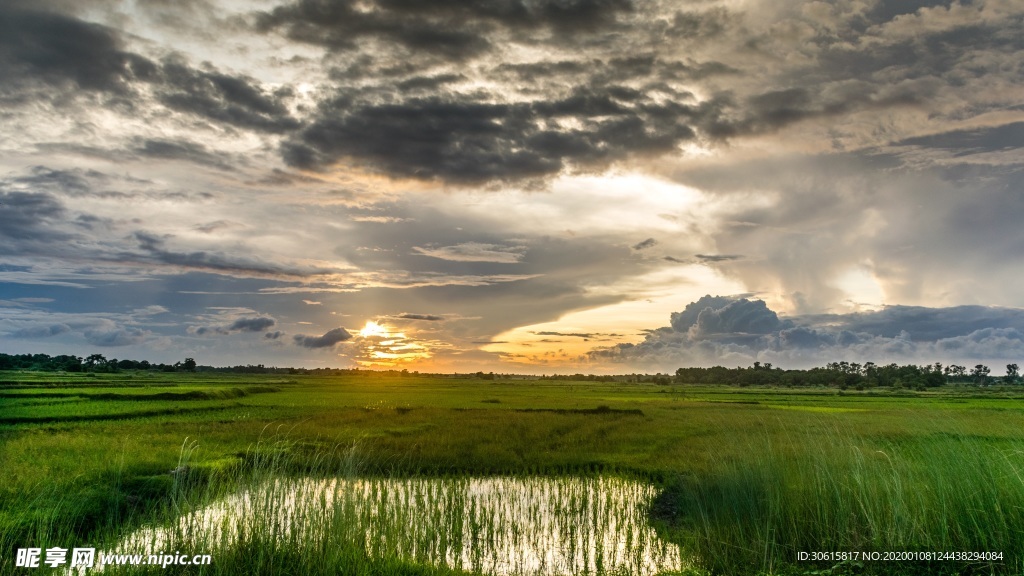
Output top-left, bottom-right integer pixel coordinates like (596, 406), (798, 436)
(118, 476), (682, 575)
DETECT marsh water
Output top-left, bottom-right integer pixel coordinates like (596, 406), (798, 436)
(118, 476), (682, 575)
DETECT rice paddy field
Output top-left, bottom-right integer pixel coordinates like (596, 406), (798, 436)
(2, 371), (1024, 575)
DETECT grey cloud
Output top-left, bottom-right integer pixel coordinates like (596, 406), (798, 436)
(696, 254), (742, 262)
(669, 295), (742, 332)
(816, 305), (1024, 342)
(0, 6), (156, 95)
(0, 6), (298, 135)
(258, 0), (632, 60)
(135, 138), (236, 171)
(396, 74), (466, 92)
(293, 327), (353, 348)
(11, 323), (71, 338)
(0, 191), (68, 242)
(533, 331), (594, 338)
(393, 313), (445, 321)
(591, 296), (1024, 371)
(14, 165), (97, 194)
(686, 298), (791, 338)
(670, 151), (1024, 313)
(632, 238), (657, 250)
(194, 220), (236, 234)
(130, 231), (337, 279)
(157, 60), (300, 134)
(84, 325), (147, 347)
(265, 330), (284, 339)
(894, 122), (1024, 159)
(669, 7), (733, 41)
(413, 242), (525, 263)
(192, 316), (276, 336)
(228, 316), (276, 332)
(283, 89), (705, 183)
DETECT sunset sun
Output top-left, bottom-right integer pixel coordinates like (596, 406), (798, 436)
(358, 321), (388, 339)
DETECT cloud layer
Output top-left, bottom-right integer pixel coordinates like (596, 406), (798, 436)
(1, 0), (1023, 371)
(592, 296), (1024, 373)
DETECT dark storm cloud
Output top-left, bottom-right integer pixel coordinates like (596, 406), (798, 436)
(293, 327), (353, 348)
(283, 89), (704, 182)
(591, 296), (1024, 371)
(632, 238), (657, 250)
(257, 0), (632, 59)
(156, 59), (300, 134)
(0, 6), (156, 95)
(0, 5), (298, 135)
(261, 0), (1022, 185)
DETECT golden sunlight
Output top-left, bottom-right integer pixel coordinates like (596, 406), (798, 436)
(351, 320), (433, 367)
(359, 320), (388, 338)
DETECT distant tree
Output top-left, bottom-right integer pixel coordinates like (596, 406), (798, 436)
(83, 354), (107, 370)
(945, 365), (967, 382)
(181, 358), (197, 372)
(971, 364), (991, 385)
(1005, 363), (1020, 385)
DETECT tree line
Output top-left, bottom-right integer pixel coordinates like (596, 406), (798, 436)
(0, 352), (1020, 388)
(673, 361), (1020, 389)
(0, 353), (196, 373)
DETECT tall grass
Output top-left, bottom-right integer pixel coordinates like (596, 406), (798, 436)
(653, 422), (1024, 575)
(87, 435), (680, 576)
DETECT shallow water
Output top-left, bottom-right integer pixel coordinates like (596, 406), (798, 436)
(115, 476), (682, 575)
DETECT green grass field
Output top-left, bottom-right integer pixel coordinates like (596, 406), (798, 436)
(2, 372), (1024, 575)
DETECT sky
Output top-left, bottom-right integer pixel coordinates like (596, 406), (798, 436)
(2, 0), (1024, 373)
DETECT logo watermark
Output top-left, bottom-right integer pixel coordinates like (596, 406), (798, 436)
(13, 547), (212, 570)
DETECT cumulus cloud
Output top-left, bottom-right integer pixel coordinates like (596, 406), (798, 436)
(293, 327), (353, 348)
(591, 295), (1024, 372)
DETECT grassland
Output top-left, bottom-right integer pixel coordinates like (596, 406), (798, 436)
(2, 372), (1024, 575)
